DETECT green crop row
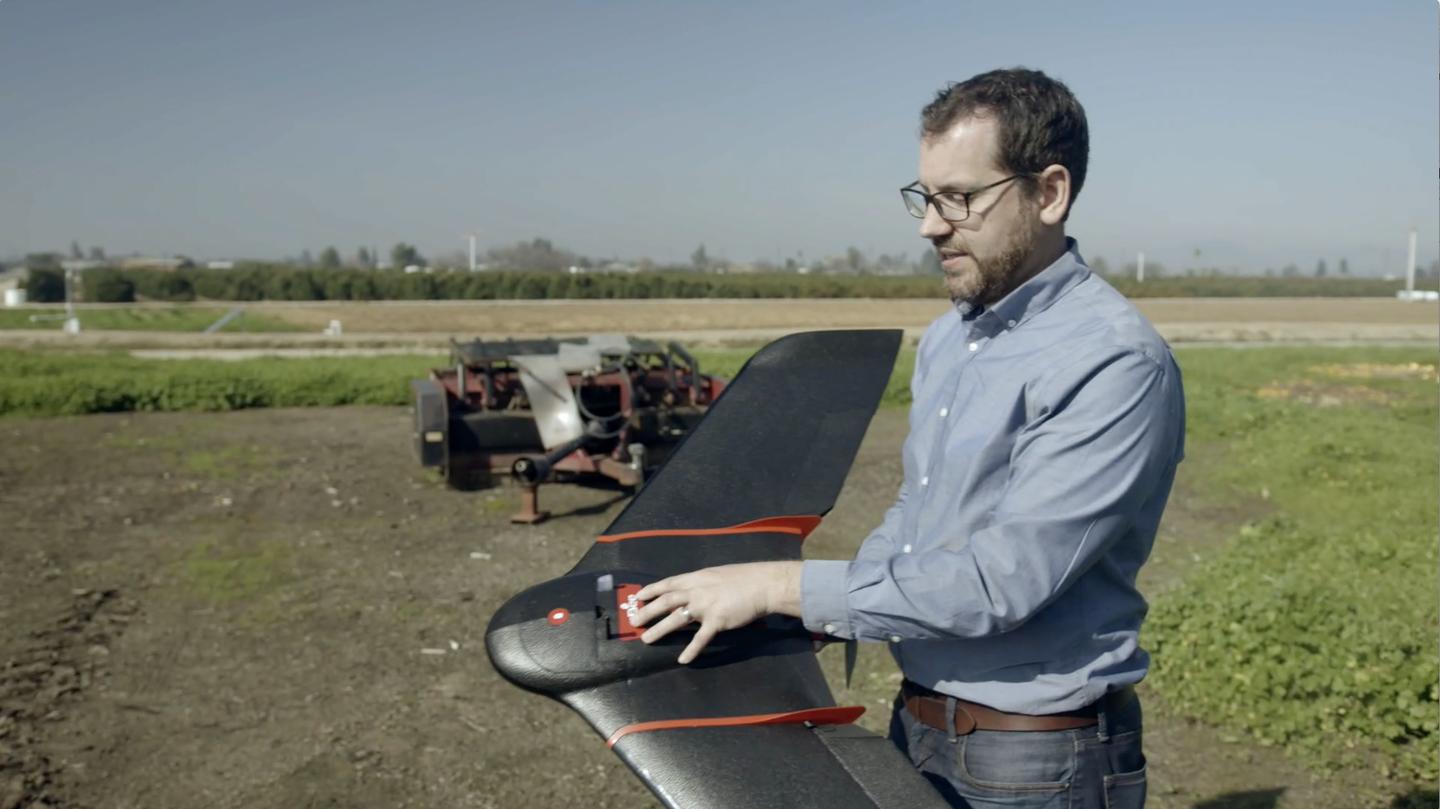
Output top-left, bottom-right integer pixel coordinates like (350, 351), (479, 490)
(0, 351), (442, 415)
(1148, 347), (1439, 785)
(0, 347), (915, 418)
(20, 264), (1410, 303)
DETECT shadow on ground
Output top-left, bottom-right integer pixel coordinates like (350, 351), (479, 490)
(1195, 788), (1287, 809)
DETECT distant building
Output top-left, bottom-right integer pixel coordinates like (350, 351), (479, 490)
(0, 267), (23, 293)
(119, 257), (185, 270)
(59, 259), (105, 272)
(206, 260), (235, 270)
(1397, 290), (1440, 302)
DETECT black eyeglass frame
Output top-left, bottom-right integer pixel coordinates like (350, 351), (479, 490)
(900, 174), (1032, 223)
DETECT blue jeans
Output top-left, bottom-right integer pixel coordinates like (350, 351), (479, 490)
(888, 689), (1147, 809)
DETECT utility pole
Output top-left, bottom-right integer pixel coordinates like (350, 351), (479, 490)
(62, 265), (80, 334)
(1404, 228), (1417, 294)
(1136, 251), (1145, 283)
(467, 234), (478, 272)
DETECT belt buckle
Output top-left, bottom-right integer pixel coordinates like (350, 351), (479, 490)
(952, 704), (978, 735)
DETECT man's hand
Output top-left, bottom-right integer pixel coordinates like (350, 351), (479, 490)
(632, 561), (803, 665)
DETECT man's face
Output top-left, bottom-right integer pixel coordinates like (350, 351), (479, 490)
(917, 116), (1042, 305)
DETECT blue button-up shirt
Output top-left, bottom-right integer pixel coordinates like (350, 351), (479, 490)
(801, 240), (1186, 714)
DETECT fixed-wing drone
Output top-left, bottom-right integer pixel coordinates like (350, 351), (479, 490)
(486, 330), (949, 808)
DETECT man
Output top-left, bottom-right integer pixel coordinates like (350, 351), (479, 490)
(633, 68), (1184, 809)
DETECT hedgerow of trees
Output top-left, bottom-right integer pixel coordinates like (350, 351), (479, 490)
(17, 263), (1413, 303)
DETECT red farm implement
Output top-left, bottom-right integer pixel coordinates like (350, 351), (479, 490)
(410, 335), (725, 524)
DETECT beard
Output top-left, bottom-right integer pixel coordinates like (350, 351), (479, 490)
(937, 210), (1042, 306)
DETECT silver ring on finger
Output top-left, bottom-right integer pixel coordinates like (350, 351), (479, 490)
(679, 606), (693, 622)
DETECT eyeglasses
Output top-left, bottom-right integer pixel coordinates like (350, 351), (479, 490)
(900, 175), (1029, 223)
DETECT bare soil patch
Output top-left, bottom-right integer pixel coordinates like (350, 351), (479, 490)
(1256, 362), (1439, 408)
(1257, 383), (1398, 408)
(248, 298), (955, 335)
(237, 297), (1440, 334)
(1309, 362), (1438, 381)
(0, 408), (1419, 808)
(3, 297), (1433, 351)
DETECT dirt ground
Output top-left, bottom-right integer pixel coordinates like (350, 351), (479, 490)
(4, 297), (1436, 351)
(1, 405), (1426, 809)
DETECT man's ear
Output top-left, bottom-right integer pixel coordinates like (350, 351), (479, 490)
(1036, 164), (1071, 225)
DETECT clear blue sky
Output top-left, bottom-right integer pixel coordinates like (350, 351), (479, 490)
(2, 0), (1435, 274)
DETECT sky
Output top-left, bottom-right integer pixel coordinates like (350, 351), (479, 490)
(1, 0), (1436, 275)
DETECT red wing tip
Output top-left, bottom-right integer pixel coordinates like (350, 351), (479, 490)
(597, 514), (823, 543)
(605, 705), (865, 748)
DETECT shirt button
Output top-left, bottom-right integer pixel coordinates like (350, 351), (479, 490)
(920, 476), (929, 487)
(939, 407), (948, 418)
(968, 341), (979, 352)
(823, 623), (836, 634)
(902, 544), (912, 553)
(889, 634), (902, 644)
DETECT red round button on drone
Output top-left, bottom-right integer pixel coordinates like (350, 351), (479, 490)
(547, 608), (570, 626)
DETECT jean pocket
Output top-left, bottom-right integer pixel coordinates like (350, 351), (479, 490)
(906, 714), (938, 769)
(890, 701), (935, 769)
(955, 731), (1074, 795)
(1103, 764), (1146, 809)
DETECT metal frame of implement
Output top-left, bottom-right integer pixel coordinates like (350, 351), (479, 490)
(411, 335), (726, 523)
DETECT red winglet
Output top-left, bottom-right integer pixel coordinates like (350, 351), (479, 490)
(596, 514), (823, 544)
(605, 705), (865, 748)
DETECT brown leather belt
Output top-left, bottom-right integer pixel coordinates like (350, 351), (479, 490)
(901, 679), (1131, 734)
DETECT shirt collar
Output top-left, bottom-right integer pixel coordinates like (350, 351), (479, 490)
(954, 238), (1091, 336)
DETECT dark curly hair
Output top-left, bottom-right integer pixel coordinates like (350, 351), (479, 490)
(921, 68), (1089, 217)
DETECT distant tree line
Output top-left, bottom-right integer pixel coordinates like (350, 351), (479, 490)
(16, 262), (1415, 304)
(13, 240), (1432, 303)
(20, 262), (950, 303)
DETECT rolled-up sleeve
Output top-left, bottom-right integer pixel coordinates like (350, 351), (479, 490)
(801, 347), (1181, 641)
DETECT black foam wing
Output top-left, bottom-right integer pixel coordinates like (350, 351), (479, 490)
(487, 330), (948, 809)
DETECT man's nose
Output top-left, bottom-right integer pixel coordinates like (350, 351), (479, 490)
(918, 204), (953, 240)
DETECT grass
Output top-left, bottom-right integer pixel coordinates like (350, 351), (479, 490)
(1149, 346), (1439, 786)
(180, 537), (296, 605)
(182, 444), (283, 479)
(0, 346), (916, 417)
(0, 306), (300, 332)
(0, 350), (445, 416)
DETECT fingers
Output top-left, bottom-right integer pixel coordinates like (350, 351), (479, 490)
(636, 576), (683, 604)
(638, 605), (718, 666)
(639, 605), (693, 645)
(631, 590), (685, 627)
(677, 622), (718, 665)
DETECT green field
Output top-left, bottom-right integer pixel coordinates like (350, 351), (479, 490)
(1149, 347), (1439, 784)
(0, 344), (1434, 786)
(0, 347), (915, 416)
(0, 350), (438, 414)
(0, 307), (299, 332)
